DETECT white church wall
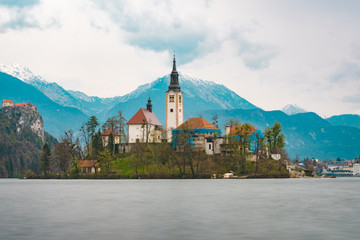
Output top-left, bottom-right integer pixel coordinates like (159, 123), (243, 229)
(128, 124), (161, 143)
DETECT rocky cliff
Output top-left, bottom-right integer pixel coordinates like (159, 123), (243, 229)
(0, 105), (57, 177)
(0, 105), (44, 142)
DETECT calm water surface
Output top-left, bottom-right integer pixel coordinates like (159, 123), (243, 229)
(0, 178), (360, 240)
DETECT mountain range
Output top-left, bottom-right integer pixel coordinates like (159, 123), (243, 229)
(0, 64), (359, 160)
(0, 72), (88, 138)
(191, 108), (360, 160)
(0, 64), (258, 124)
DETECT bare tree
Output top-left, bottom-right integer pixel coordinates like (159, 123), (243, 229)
(212, 114), (219, 128)
(117, 110), (127, 144)
(52, 130), (83, 177)
(224, 118), (240, 129)
(52, 141), (72, 176)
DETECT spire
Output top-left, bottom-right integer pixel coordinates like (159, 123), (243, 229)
(172, 54), (177, 72)
(146, 97), (152, 112)
(167, 54), (181, 92)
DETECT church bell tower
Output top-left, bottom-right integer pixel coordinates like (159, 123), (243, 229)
(165, 55), (183, 141)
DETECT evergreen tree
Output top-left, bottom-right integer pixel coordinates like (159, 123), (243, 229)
(91, 129), (103, 157)
(107, 132), (115, 154)
(87, 116), (100, 138)
(80, 116), (100, 157)
(5, 159), (14, 178)
(40, 142), (51, 178)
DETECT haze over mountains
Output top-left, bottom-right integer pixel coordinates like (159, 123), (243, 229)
(0, 64), (359, 160)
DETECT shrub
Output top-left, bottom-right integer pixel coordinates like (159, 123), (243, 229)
(25, 169), (38, 179)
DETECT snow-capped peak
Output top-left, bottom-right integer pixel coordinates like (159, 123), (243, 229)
(180, 73), (217, 86)
(0, 63), (48, 85)
(282, 103), (307, 115)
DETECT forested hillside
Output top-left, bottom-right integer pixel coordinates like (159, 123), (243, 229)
(0, 107), (57, 177)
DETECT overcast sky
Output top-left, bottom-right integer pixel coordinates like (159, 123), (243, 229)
(0, 0), (359, 117)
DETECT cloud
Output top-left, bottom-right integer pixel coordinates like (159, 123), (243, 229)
(91, 0), (215, 64)
(91, 0), (278, 69)
(0, 0), (46, 32)
(0, 11), (38, 32)
(234, 35), (278, 70)
(343, 87), (360, 103)
(330, 61), (360, 83)
(0, 0), (360, 117)
(0, 0), (40, 8)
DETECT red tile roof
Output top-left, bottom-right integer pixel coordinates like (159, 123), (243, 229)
(127, 108), (162, 126)
(101, 128), (120, 136)
(230, 124), (257, 135)
(177, 117), (218, 129)
(3, 99), (13, 104)
(78, 160), (97, 168)
(14, 102), (27, 107)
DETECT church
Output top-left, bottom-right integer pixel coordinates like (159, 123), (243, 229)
(126, 97), (162, 143)
(126, 55), (222, 155)
(126, 54), (184, 144)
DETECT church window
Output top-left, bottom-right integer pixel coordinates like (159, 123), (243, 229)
(170, 108), (173, 112)
(169, 95), (175, 102)
(179, 109), (181, 112)
(179, 95), (182, 103)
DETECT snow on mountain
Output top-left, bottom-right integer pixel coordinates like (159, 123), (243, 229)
(179, 74), (246, 109)
(282, 104), (307, 115)
(0, 64), (259, 123)
(106, 73), (259, 125)
(0, 63), (87, 111)
(0, 63), (48, 84)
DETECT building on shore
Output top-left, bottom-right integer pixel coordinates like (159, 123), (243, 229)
(78, 160), (100, 174)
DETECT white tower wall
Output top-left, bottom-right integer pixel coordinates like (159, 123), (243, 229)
(165, 91), (183, 140)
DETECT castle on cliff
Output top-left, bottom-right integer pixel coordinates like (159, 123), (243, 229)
(2, 99), (37, 111)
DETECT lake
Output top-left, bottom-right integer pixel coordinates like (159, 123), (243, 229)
(0, 178), (359, 240)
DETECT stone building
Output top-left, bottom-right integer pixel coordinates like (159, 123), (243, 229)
(2, 99), (14, 107)
(2, 99), (36, 111)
